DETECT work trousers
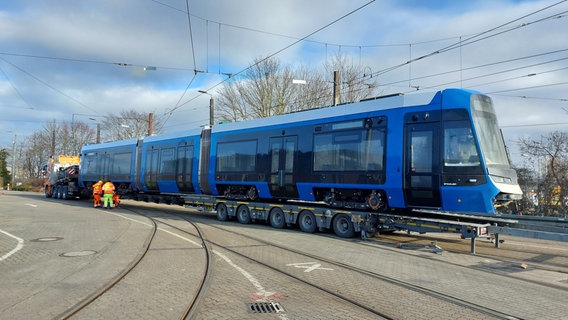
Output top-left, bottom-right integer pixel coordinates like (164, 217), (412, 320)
(93, 193), (101, 207)
(103, 193), (114, 208)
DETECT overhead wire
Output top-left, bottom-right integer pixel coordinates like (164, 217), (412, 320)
(0, 57), (99, 114)
(160, 0), (377, 122)
(0, 52), (193, 71)
(165, 0), (568, 123)
(377, 49), (568, 89)
(2, 0), (567, 131)
(367, 2), (568, 80)
(492, 94), (568, 102)
(3, 1), (564, 118)
(156, 0), (204, 131)
(0, 64), (36, 110)
(158, 0), (200, 131)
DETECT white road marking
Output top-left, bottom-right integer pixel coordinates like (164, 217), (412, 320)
(0, 229), (24, 261)
(105, 210), (202, 247)
(108, 210), (287, 318)
(214, 250), (272, 296)
(286, 262), (333, 272)
(25, 203), (37, 207)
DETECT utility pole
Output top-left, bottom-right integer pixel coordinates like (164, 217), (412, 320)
(148, 112), (153, 136)
(333, 70), (340, 106)
(51, 127), (56, 158)
(198, 90), (215, 126)
(11, 134), (16, 187)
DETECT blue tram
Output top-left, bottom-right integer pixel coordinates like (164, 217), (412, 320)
(79, 88), (522, 214)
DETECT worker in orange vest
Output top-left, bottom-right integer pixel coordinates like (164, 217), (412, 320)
(92, 180), (103, 208)
(102, 180), (115, 209)
(112, 193), (121, 208)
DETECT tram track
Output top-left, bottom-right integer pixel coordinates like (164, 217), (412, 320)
(134, 208), (395, 320)
(127, 203), (521, 320)
(183, 217), (521, 320)
(369, 231), (568, 291)
(60, 199), (565, 319)
(57, 212), (158, 319)
(57, 207), (211, 320)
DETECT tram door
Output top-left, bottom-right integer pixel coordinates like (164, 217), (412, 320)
(269, 136), (298, 198)
(404, 122), (442, 208)
(176, 145), (194, 193)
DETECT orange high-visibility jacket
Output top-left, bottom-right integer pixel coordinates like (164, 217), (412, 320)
(93, 182), (103, 195)
(102, 182), (115, 194)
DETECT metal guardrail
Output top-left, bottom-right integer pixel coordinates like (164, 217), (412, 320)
(487, 214), (568, 245)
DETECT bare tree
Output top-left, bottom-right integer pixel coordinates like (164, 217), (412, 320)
(288, 65), (333, 112)
(23, 132), (51, 179)
(100, 109), (163, 141)
(216, 54), (379, 123)
(325, 53), (378, 104)
(519, 131), (568, 216)
(217, 57), (296, 122)
(512, 166), (538, 214)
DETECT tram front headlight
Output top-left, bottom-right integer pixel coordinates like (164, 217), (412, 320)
(490, 175), (512, 184)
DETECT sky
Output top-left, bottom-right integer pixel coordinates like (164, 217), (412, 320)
(1, 0), (567, 168)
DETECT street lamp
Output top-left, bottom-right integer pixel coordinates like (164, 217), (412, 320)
(198, 90), (215, 126)
(73, 113), (101, 144)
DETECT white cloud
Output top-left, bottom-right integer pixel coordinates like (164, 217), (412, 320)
(0, 0), (567, 166)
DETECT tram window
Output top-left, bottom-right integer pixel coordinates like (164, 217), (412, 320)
(159, 147), (176, 179)
(217, 140), (257, 172)
(410, 131), (432, 173)
(177, 146), (193, 182)
(444, 126), (480, 166)
(313, 129), (384, 172)
(81, 154), (97, 179)
(145, 149), (159, 189)
(111, 152), (132, 179)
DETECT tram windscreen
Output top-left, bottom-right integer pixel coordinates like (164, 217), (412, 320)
(471, 95), (510, 166)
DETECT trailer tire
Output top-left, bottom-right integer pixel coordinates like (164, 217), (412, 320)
(333, 214), (355, 238)
(54, 186), (60, 199)
(217, 203), (229, 221)
(269, 207), (286, 229)
(61, 186), (68, 200)
(236, 205), (251, 224)
(298, 210), (317, 233)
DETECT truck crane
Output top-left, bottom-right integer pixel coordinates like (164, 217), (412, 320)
(43, 155), (81, 199)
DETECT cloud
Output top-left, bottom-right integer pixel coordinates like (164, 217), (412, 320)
(0, 0), (567, 167)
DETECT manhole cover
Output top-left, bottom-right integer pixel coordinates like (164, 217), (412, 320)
(247, 302), (285, 314)
(31, 237), (63, 242)
(60, 250), (97, 257)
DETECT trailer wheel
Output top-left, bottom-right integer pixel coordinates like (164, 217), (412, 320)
(54, 186), (61, 199)
(298, 210), (317, 233)
(61, 186), (68, 200)
(269, 207), (286, 229)
(236, 205), (251, 224)
(333, 214), (355, 238)
(217, 203), (229, 221)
